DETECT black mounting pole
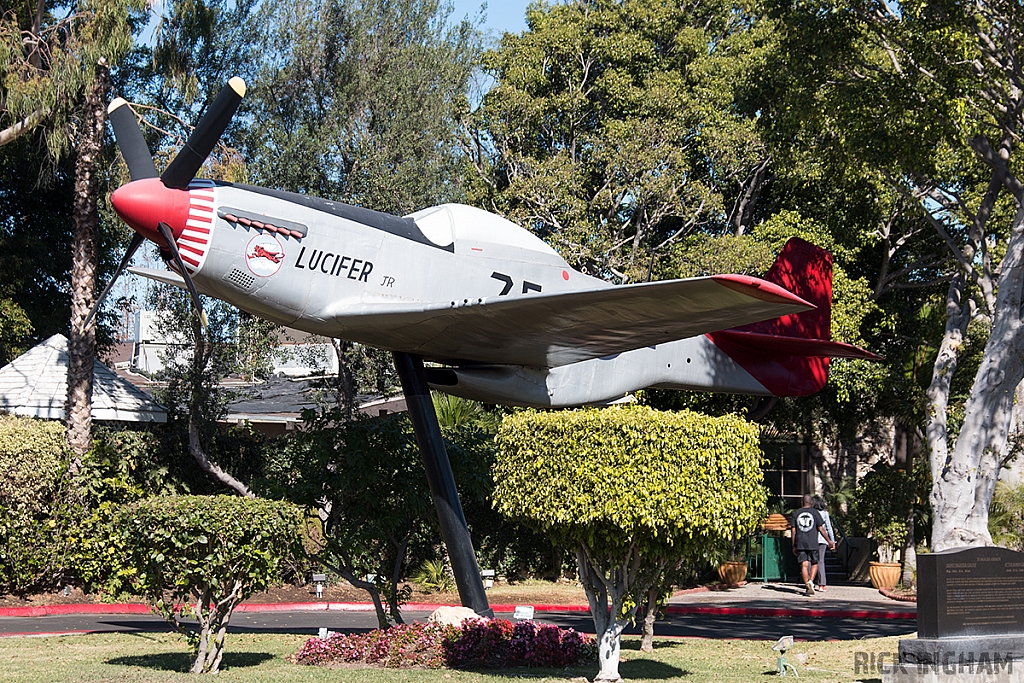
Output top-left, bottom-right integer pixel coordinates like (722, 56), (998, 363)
(392, 351), (493, 617)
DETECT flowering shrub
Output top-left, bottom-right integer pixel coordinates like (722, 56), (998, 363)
(444, 618), (594, 668)
(294, 618), (596, 670)
(294, 622), (457, 668)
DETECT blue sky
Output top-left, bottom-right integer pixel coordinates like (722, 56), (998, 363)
(452, 1), (532, 37)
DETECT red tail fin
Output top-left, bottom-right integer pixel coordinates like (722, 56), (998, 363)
(707, 238), (877, 396)
(741, 237), (833, 340)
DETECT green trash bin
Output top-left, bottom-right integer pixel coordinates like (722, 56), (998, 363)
(747, 534), (790, 582)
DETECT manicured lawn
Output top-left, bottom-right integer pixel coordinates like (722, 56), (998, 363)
(0, 631), (896, 682)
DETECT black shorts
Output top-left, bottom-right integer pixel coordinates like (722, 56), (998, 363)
(796, 550), (818, 565)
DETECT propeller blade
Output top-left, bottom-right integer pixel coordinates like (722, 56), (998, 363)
(156, 222), (210, 335)
(83, 233), (147, 330)
(107, 98), (158, 181)
(161, 77), (246, 190)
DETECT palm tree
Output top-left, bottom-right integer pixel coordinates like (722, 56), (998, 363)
(431, 393), (501, 432)
(1, 0), (145, 464)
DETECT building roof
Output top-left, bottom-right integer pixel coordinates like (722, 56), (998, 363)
(223, 375), (406, 430)
(0, 334), (167, 423)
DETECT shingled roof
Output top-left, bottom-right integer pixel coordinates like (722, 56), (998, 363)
(0, 334), (167, 422)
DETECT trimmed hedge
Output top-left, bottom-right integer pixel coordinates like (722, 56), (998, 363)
(0, 415), (70, 512)
(0, 415), (72, 592)
(493, 405), (767, 547)
(493, 405), (767, 681)
(117, 495), (305, 673)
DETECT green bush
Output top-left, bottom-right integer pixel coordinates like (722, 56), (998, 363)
(0, 415), (69, 512)
(0, 415), (72, 592)
(855, 462), (914, 562)
(411, 558), (455, 593)
(990, 481), (1024, 550)
(116, 495), (304, 674)
(67, 428), (170, 596)
(494, 406), (767, 545)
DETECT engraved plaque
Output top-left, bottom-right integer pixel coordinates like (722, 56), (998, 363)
(918, 547), (1024, 638)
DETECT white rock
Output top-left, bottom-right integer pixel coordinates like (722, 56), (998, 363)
(427, 605), (485, 627)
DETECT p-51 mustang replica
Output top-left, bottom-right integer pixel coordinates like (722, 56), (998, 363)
(93, 78), (876, 616)
(98, 78), (874, 409)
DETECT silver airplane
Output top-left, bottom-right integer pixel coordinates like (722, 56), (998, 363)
(95, 78), (876, 408)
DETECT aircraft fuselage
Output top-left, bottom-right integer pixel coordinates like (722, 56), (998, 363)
(168, 180), (607, 348)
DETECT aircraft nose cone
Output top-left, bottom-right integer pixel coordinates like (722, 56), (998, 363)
(110, 178), (191, 245)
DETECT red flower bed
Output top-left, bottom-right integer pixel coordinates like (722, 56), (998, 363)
(294, 618), (596, 670)
(293, 622), (456, 668)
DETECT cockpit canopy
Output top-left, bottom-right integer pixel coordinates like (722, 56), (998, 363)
(407, 203), (566, 265)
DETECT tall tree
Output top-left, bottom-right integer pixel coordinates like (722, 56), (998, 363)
(766, 0), (1024, 549)
(239, 0), (481, 411)
(244, 0), (480, 213)
(469, 0), (774, 283)
(1, 0), (146, 462)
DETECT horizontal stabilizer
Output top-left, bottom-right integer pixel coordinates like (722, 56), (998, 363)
(710, 330), (881, 360)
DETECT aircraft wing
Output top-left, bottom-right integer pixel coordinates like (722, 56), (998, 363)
(340, 274), (813, 367)
(131, 267), (813, 368)
(130, 267), (188, 289)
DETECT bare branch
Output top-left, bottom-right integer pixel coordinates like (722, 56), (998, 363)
(188, 419), (254, 497)
(0, 107), (47, 147)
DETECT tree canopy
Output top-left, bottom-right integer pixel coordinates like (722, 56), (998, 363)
(468, 0), (775, 283)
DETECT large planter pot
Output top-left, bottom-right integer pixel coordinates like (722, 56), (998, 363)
(718, 560), (748, 585)
(869, 561), (901, 590)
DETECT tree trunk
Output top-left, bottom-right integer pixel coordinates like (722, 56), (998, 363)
(339, 565), (391, 629)
(902, 507), (915, 587)
(64, 62), (109, 468)
(901, 421), (919, 586)
(576, 546), (633, 683)
(596, 623), (627, 682)
(387, 536), (409, 625)
(190, 580), (243, 674)
(188, 420), (254, 497)
(639, 584), (659, 653)
(931, 204), (1024, 551)
(331, 338), (359, 418)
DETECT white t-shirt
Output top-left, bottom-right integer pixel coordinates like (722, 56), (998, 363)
(816, 510), (835, 545)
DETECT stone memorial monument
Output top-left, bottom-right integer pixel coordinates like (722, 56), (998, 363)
(884, 547), (1024, 682)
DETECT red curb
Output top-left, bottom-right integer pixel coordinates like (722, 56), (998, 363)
(490, 604), (590, 613)
(0, 601), (592, 618)
(664, 605), (915, 620)
(0, 604), (151, 618)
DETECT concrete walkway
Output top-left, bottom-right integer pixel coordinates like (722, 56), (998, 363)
(668, 581), (916, 619)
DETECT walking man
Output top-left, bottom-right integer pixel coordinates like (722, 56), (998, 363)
(791, 494), (835, 596)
